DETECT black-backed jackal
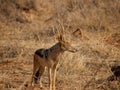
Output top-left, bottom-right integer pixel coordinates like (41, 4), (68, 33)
(31, 35), (77, 90)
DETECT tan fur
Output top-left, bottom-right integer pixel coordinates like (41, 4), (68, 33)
(31, 35), (77, 90)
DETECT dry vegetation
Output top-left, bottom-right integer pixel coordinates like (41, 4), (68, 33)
(0, 0), (120, 90)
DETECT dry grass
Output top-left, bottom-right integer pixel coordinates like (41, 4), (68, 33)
(0, 0), (120, 90)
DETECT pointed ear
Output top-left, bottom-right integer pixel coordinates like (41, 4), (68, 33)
(57, 34), (64, 41)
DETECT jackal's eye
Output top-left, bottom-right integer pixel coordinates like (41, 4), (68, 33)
(61, 45), (67, 50)
(60, 42), (67, 50)
(64, 42), (71, 49)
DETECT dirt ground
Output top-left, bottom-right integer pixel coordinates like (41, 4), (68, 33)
(0, 52), (120, 90)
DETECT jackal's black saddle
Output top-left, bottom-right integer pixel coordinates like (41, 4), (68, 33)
(35, 48), (49, 59)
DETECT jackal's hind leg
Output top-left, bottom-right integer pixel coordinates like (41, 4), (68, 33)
(31, 65), (39, 86)
(34, 69), (40, 83)
(38, 66), (45, 88)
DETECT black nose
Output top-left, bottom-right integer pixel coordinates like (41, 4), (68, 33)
(74, 49), (79, 52)
(72, 49), (78, 53)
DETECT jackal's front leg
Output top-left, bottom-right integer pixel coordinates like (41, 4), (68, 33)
(53, 67), (57, 90)
(48, 68), (52, 90)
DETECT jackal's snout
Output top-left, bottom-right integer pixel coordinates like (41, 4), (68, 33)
(67, 46), (78, 53)
(61, 41), (78, 53)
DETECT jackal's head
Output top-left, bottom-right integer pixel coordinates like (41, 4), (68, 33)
(57, 34), (77, 53)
